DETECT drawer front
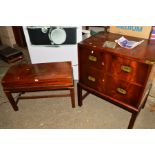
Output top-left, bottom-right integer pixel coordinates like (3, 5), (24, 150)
(78, 46), (109, 71)
(109, 55), (149, 85)
(80, 67), (106, 93)
(105, 76), (143, 108)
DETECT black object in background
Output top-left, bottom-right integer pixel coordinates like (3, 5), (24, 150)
(27, 27), (77, 45)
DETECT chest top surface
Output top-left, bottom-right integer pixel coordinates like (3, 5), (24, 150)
(78, 32), (155, 63)
(2, 61), (73, 86)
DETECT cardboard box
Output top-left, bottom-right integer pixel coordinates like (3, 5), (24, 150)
(109, 26), (152, 39)
(150, 26), (155, 40)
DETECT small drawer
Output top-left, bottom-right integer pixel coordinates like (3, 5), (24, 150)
(78, 46), (109, 70)
(109, 55), (150, 85)
(105, 75), (143, 108)
(79, 67), (106, 93)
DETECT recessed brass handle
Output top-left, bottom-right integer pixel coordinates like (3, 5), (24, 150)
(88, 76), (96, 82)
(88, 55), (97, 62)
(121, 65), (132, 73)
(145, 59), (155, 65)
(117, 87), (127, 95)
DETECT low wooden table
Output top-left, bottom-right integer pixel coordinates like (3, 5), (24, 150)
(1, 61), (75, 111)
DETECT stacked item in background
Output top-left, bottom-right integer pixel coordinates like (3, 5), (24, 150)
(0, 45), (24, 64)
(150, 26), (155, 40)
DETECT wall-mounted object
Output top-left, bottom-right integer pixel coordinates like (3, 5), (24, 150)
(27, 26), (77, 46)
(109, 26), (152, 39)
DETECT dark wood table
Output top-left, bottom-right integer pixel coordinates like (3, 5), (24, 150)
(1, 61), (75, 111)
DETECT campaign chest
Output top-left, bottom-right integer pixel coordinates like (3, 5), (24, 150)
(77, 32), (155, 128)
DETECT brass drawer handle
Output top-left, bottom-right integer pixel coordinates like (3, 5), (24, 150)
(88, 55), (97, 62)
(121, 65), (132, 73)
(88, 76), (96, 82)
(117, 88), (127, 95)
(145, 59), (155, 65)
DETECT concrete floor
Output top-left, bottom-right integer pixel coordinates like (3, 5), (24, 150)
(0, 51), (155, 129)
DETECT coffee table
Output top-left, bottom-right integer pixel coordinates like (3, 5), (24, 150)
(1, 61), (75, 111)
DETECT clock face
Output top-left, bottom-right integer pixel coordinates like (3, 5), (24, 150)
(50, 28), (66, 44)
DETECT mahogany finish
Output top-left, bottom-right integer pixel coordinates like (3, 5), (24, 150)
(78, 32), (155, 129)
(2, 61), (75, 111)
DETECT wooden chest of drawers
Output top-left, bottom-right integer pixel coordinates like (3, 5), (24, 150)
(77, 32), (155, 128)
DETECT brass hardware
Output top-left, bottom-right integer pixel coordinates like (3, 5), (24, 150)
(88, 55), (97, 62)
(88, 76), (96, 82)
(34, 79), (39, 82)
(145, 59), (155, 65)
(102, 62), (104, 66)
(121, 65), (132, 73)
(91, 50), (94, 54)
(117, 88), (127, 95)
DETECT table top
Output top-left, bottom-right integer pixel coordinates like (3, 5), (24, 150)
(2, 61), (73, 89)
(79, 32), (155, 64)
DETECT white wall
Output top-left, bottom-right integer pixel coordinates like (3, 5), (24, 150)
(23, 27), (82, 80)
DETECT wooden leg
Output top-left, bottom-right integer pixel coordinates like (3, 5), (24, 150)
(128, 113), (139, 129)
(142, 84), (152, 109)
(70, 88), (75, 108)
(142, 95), (148, 109)
(77, 83), (83, 106)
(4, 91), (18, 111)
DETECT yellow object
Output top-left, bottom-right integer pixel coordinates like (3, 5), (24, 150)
(88, 55), (97, 62)
(121, 65), (132, 73)
(88, 76), (96, 82)
(117, 88), (127, 95)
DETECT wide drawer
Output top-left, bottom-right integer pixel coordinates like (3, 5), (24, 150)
(78, 46), (109, 71)
(79, 67), (106, 93)
(105, 75), (143, 108)
(108, 55), (150, 85)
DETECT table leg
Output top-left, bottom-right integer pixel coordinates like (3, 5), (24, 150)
(142, 95), (148, 109)
(142, 84), (152, 109)
(77, 83), (83, 106)
(128, 112), (139, 129)
(4, 91), (18, 111)
(70, 88), (75, 108)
